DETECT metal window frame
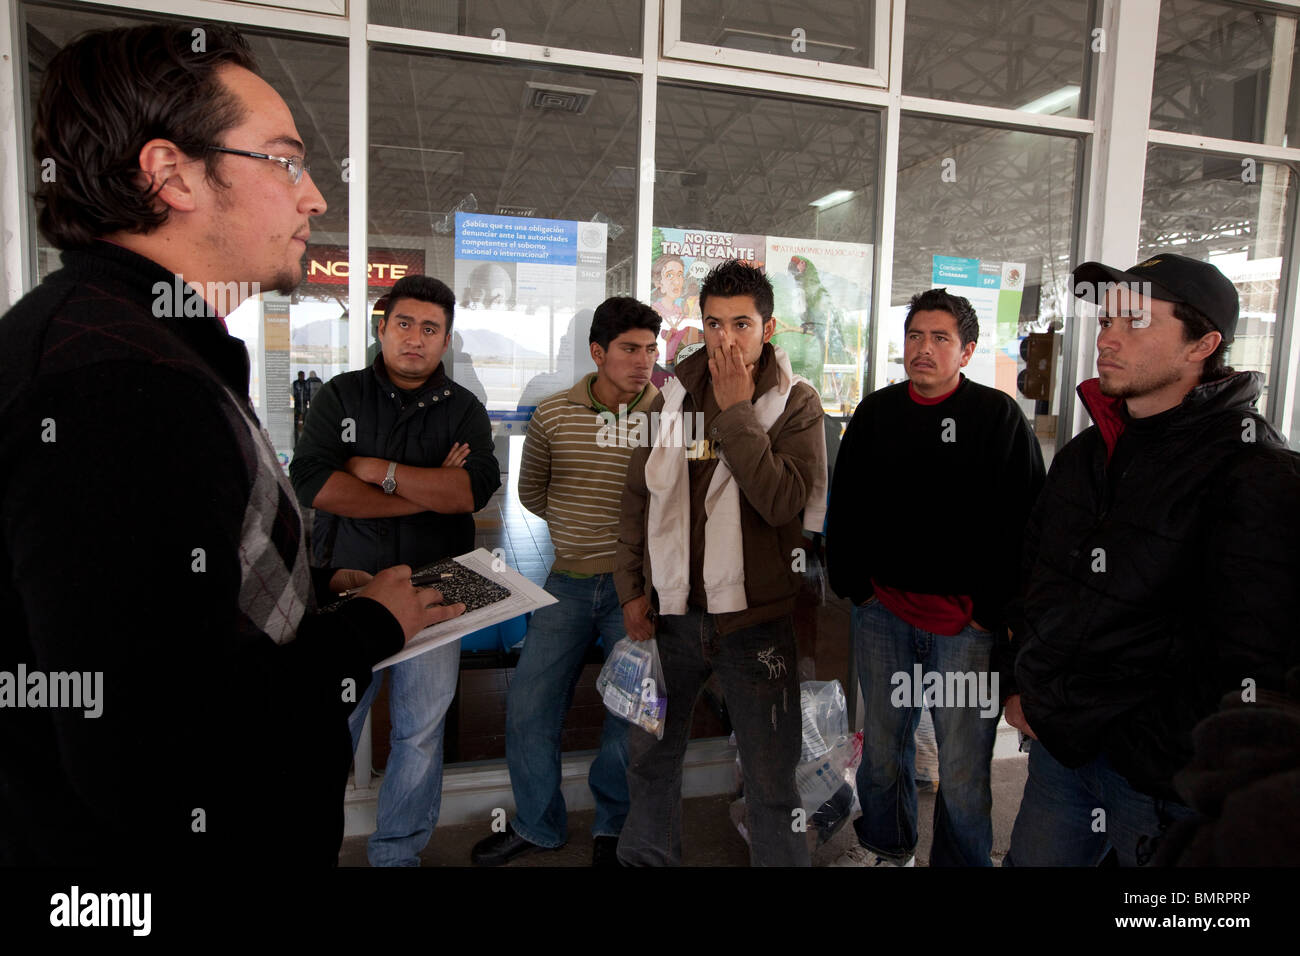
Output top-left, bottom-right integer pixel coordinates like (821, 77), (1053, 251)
(662, 0), (891, 89)
(1144, 133), (1300, 429)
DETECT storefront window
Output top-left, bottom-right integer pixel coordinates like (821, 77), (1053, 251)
(892, 117), (1081, 462)
(367, 49), (638, 433)
(370, 0), (642, 57)
(653, 83), (880, 417)
(903, 0), (1094, 117)
(1141, 146), (1294, 405)
(1151, 0), (1300, 146)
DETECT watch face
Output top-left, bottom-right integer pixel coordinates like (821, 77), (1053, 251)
(382, 477), (396, 494)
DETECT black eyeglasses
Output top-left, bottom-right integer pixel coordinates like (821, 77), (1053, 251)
(206, 146), (310, 185)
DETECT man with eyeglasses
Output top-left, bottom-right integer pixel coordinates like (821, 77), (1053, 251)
(1004, 253), (1300, 866)
(0, 23), (463, 866)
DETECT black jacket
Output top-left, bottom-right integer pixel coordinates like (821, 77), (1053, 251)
(1011, 373), (1300, 800)
(289, 356), (500, 574)
(0, 242), (404, 866)
(826, 375), (1046, 633)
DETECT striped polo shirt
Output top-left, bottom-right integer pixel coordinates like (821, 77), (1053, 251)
(518, 374), (658, 574)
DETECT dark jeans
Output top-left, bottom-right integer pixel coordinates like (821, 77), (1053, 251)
(852, 600), (1000, 866)
(617, 609), (809, 867)
(1005, 742), (1199, 867)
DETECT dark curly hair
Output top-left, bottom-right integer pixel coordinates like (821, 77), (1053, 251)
(904, 287), (980, 347)
(698, 260), (774, 321)
(33, 23), (259, 249)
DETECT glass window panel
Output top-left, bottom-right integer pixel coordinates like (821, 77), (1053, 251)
(654, 83), (879, 415)
(24, 4), (347, 470)
(368, 50), (639, 425)
(1151, 0), (1300, 146)
(370, 0), (642, 57)
(892, 117), (1081, 464)
(903, 0), (1094, 117)
(678, 0), (879, 71)
(1141, 146), (1293, 408)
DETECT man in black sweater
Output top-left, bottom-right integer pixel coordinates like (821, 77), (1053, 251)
(826, 288), (1045, 866)
(1004, 253), (1300, 866)
(0, 23), (461, 866)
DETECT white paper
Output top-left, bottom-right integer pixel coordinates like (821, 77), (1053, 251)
(372, 548), (557, 670)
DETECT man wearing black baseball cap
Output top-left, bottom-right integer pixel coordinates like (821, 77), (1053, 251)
(1001, 250), (1300, 866)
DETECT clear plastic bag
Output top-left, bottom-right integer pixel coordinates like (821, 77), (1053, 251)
(596, 637), (667, 740)
(800, 680), (849, 761)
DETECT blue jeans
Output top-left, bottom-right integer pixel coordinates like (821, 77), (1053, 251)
(617, 610), (808, 867)
(1005, 742), (1199, 867)
(852, 600), (1000, 866)
(506, 571), (629, 847)
(348, 639), (459, 867)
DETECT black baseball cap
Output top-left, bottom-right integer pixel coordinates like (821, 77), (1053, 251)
(1072, 251), (1239, 344)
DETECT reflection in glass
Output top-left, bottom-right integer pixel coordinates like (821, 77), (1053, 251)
(653, 84), (879, 415)
(679, 0), (877, 70)
(368, 48), (638, 442)
(1151, 0), (1300, 146)
(893, 117), (1080, 462)
(370, 0), (642, 57)
(1141, 147), (1293, 405)
(903, 0), (1093, 116)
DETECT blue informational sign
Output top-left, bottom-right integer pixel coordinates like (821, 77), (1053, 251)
(932, 255), (1002, 288)
(932, 255), (979, 285)
(455, 212), (578, 266)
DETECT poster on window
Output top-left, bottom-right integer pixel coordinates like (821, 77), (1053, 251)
(930, 255), (1026, 395)
(649, 227), (873, 412)
(765, 236), (873, 413)
(453, 212), (607, 418)
(648, 227), (765, 369)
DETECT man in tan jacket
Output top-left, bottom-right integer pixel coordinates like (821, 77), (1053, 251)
(615, 260), (827, 866)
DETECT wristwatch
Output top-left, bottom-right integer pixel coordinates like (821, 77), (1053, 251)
(381, 461), (398, 495)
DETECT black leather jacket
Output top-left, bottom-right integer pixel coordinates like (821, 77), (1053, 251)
(1011, 372), (1300, 800)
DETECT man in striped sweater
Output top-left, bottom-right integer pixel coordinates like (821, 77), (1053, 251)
(471, 297), (661, 867)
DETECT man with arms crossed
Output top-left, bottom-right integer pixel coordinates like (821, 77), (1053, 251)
(615, 261), (827, 866)
(1005, 253), (1300, 866)
(0, 24), (459, 865)
(471, 297), (660, 867)
(826, 288), (1045, 866)
(291, 274), (500, 866)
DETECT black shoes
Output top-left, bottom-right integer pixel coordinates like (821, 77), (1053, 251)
(471, 823), (558, 866)
(592, 835), (621, 867)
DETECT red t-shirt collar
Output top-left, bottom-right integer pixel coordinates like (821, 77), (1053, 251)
(908, 377), (961, 406)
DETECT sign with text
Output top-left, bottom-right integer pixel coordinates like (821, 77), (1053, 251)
(930, 255), (1025, 395)
(305, 245), (425, 288)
